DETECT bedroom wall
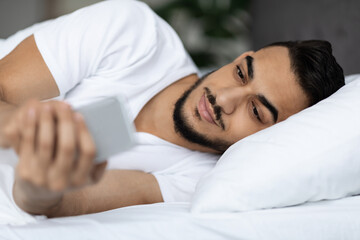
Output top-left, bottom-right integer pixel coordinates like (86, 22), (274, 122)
(46, 0), (103, 18)
(0, 0), (250, 69)
(1, 0), (357, 74)
(0, 0), (47, 38)
(142, 0), (251, 68)
(250, 0), (360, 75)
(0, 0), (102, 39)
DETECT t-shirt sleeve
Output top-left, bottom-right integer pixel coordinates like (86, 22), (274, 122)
(34, 0), (157, 95)
(152, 153), (218, 202)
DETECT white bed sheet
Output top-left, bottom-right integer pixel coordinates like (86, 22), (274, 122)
(1, 149), (360, 240)
(0, 198), (359, 240)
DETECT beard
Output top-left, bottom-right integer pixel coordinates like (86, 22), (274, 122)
(172, 72), (232, 153)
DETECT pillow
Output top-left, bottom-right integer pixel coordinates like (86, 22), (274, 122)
(191, 74), (360, 213)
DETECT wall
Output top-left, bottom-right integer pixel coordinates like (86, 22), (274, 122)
(0, 0), (250, 68)
(0, 0), (103, 39)
(0, 0), (47, 38)
(250, 0), (360, 75)
(47, 0), (103, 18)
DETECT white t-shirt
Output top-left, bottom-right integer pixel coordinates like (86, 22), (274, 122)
(0, 0), (219, 202)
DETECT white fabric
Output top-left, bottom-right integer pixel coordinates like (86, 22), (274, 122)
(192, 74), (360, 213)
(108, 132), (218, 202)
(0, 0), (216, 203)
(0, 150), (39, 225)
(33, 0), (199, 119)
(1, 152), (360, 237)
(0, 181), (360, 239)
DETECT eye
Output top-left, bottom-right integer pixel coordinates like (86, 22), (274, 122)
(236, 65), (246, 84)
(251, 101), (262, 122)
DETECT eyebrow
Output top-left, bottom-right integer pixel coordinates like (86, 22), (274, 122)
(245, 55), (278, 123)
(257, 94), (278, 123)
(246, 56), (254, 79)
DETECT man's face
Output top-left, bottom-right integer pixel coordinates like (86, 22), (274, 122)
(173, 46), (309, 153)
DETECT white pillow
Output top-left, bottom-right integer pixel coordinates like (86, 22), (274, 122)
(191, 74), (360, 213)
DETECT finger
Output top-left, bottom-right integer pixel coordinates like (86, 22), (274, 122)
(71, 113), (97, 187)
(48, 103), (76, 191)
(18, 107), (37, 172)
(19, 108), (36, 155)
(14, 100), (40, 152)
(33, 104), (55, 186)
(14, 109), (26, 153)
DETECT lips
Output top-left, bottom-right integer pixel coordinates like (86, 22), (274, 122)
(198, 94), (217, 125)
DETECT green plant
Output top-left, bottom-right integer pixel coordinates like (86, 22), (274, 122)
(151, 0), (251, 67)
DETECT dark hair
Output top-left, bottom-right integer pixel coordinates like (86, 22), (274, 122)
(266, 40), (345, 106)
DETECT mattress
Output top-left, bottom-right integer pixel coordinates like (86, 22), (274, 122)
(1, 149), (360, 240)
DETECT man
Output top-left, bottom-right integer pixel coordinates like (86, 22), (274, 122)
(0, 0), (344, 217)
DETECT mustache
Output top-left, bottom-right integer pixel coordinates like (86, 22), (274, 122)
(204, 87), (225, 130)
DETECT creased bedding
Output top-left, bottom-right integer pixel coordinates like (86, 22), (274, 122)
(0, 149), (38, 225)
(1, 198), (360, 240)
(1, 149), (360, 239)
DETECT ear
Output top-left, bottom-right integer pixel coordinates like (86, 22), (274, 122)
(234, 51), (255, 62)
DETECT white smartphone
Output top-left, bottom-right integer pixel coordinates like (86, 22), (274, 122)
(74, 95), (136, 163)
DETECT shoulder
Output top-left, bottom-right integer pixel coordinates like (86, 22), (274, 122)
(79, 0), (160, 51)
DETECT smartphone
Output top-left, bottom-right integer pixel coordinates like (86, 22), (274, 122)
(74, 95), (136, 163)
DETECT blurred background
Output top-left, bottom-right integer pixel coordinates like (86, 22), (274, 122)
(0, 0), (359, 74)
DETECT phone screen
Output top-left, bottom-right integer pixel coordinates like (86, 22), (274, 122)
(75, 96), (136, 163)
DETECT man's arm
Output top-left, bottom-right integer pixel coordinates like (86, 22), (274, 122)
(1, 36), (164, 217)
(45, 170), (163, 217)
(0, 35), (59, 148)
(0, 35), (59, 104)
(11, 100), (163, 217)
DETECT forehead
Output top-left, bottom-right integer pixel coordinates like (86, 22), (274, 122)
(251, 46), (308, 120)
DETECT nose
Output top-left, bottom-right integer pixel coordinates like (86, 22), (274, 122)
(216, 86), (249, 115)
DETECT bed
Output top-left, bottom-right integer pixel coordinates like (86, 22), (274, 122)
(1, 149), (360, 240)
(1, 198), (360, 240)
(1, 2), (360, 237)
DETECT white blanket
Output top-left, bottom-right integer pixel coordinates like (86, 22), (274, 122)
(0, 149), (38, 225)
(1, 149), (360, 239)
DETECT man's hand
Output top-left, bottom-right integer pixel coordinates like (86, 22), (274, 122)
(0, 36), (163, 217)
(9, 100), (106, 215)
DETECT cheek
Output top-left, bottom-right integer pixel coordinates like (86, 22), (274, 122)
(226, 110), (264, 142)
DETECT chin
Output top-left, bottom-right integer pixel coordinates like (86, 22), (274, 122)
(173, 71), (231, 153)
